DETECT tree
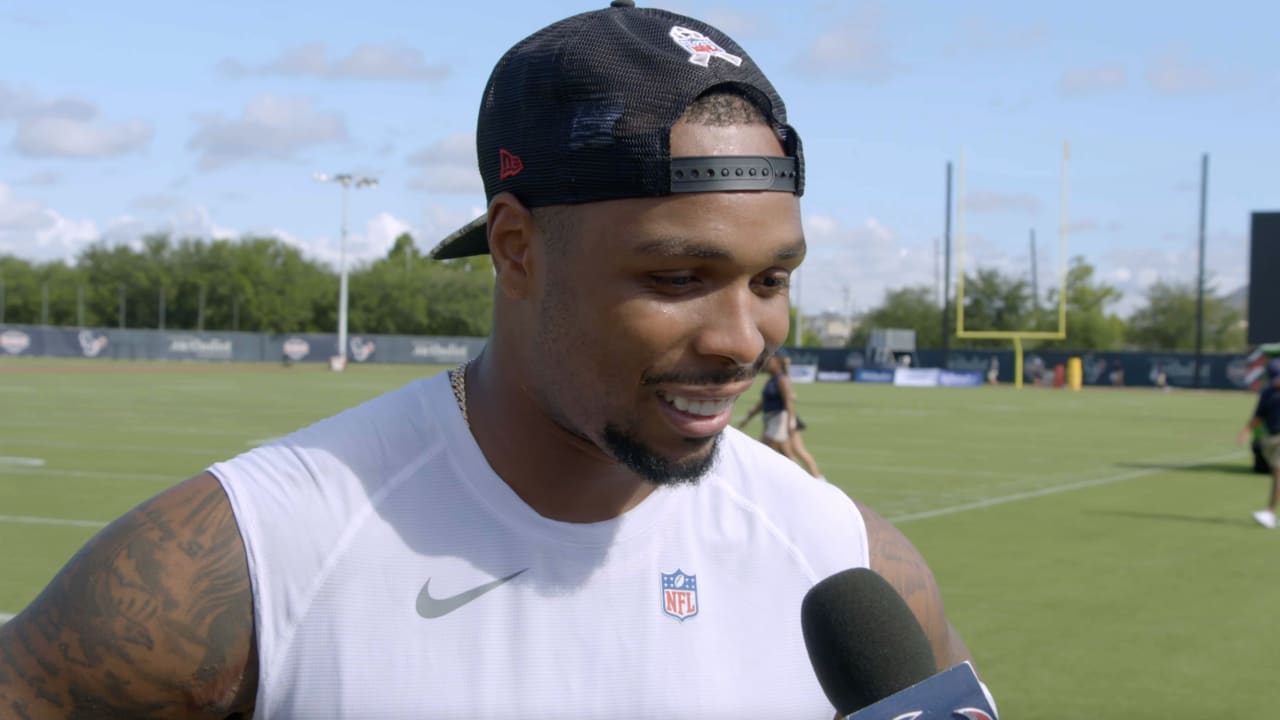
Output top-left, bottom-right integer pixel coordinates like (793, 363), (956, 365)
(1126, 280), (1245, 351)
(1038, 256), (1126, 351)
(846, 286), (941, 348)
(959, 268), (1034, 337)
(348, 233), (494, 337)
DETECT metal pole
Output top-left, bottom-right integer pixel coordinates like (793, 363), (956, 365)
(118, 284), (126, 329)
(159, 286), (165, 330)
(1030, 228), (1039, 312)
(1193, 153), (1209, 388)
(198, 284), (207, 332)
(77, 285), (84, 327)
(338, 182), (350, 362)
(942, 161), (953, 365)
(315, 172), (376, 367)
(40, 282), (49, 326)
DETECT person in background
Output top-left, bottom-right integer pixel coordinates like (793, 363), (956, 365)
(739, 353), (796, 459)
(0, 3), (980, 717)
(1239, 358), (1280, 528)
(777, 354), (824, 480)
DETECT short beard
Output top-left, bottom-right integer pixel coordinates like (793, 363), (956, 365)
(603, 424), (721, 486)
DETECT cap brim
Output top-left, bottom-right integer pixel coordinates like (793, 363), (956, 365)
(430, 215), (488, 260)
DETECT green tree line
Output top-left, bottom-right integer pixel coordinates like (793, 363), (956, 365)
(0, 241), (1247, 351)
(0, 233), (494, 337)
(847, 256), (1247, 352)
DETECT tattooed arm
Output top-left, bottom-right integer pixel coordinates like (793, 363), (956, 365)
(857, 502), (974, 671)
(0, 472), (257, 719)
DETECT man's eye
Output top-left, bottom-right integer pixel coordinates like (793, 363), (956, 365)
(651, 274), (696, 286)
(758, 273), (791, 289)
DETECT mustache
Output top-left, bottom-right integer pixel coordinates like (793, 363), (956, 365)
(641, 349), (774, 387)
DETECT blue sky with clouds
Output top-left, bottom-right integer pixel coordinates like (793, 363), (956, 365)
(1, 0), (1276, 316)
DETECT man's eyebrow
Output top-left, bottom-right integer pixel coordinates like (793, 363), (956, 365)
(633, 237), (806, 262)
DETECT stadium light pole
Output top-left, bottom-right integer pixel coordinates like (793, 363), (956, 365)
(315, 172), (378, 369)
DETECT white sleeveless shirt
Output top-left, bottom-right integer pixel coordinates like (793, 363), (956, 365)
(211, 372), (870, 719)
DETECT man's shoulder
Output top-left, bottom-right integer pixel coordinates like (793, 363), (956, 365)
(212, 373), (455, 512)
(714, 429), (858, 517)
(709, 429), (869, 573)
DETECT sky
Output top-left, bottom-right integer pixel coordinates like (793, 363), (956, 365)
(0, 0), (1276, 317)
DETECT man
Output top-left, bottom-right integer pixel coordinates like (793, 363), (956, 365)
(1239, 358), (1280, 528)
(0, 3), (979, 717)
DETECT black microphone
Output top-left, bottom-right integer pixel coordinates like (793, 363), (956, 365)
(801, 567), (997, 719)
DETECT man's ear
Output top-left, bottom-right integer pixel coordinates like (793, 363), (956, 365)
(486, 192), (537, 299)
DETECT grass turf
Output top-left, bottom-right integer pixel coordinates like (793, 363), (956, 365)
(1, 356), (1273, 715)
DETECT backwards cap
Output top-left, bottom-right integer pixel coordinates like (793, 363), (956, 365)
(430, 0), (803, 260)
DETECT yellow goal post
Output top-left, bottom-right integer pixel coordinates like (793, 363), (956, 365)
(954, 143), (1070, 389)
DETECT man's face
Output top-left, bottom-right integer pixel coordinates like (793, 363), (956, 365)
(527, 120), (804, 485)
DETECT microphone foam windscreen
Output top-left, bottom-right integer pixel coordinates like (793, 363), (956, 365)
(800, 567), (939, 714)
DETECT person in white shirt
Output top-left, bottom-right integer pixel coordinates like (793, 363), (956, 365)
(0, 3), (981, 718)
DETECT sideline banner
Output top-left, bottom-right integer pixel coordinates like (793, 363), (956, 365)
(894, 368), (941, 387)
(854, 368), (895, 384)
(938, 370), (984, 387)
(789, 363), (819, 384)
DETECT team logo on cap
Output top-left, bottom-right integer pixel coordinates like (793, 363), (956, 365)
(660, 570), (698, 621)
(669, 26), (742, 68)
(499, 149), (524, 180)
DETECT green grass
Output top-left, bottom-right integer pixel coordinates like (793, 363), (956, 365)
(1, 356), (1274, 715)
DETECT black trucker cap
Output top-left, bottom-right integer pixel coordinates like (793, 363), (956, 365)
(430, 0), (804, 260)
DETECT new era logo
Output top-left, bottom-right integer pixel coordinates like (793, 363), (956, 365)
(499, 149), (524, 179)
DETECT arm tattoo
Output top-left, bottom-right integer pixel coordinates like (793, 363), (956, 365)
(858, 502), (970, 670)
(0, 473), (257, 719)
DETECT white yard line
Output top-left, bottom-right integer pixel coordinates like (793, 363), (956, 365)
(820, 461), (1028, 480)
(0, 456), (46, 467)
(0, 612), (14, 625)
(0, 514), (108, 528)
(889, 451), (1242, 523)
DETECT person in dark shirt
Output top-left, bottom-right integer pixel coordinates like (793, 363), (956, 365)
(1239, 358), (1280, 528)
(739, 354), (796, 458)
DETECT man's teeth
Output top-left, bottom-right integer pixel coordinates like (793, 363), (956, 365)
(664, 394), (734, 417)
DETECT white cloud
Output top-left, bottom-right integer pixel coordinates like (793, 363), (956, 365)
(14, 115), (153, 158)
(407, 133), (482, 194)
(0, 183), (53, 231)
(790, 1), (903, 83)
(0, 183), (99, 261)
(0, 82), (153, 159)
(799, 213), (945, 314)
(1057, 63), (1128, 97)
(1146, 51), (1228, 96)
(189, 95), (347, 170)
(1094, 231), (1247, 316)
(221, 42), (449, 83)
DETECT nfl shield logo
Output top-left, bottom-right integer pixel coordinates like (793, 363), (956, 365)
(661, 570), (698, 621)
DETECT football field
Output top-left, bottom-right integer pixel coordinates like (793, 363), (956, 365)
(1, 357), (1274, 715)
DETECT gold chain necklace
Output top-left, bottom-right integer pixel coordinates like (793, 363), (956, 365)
(448, 361), (470, 427)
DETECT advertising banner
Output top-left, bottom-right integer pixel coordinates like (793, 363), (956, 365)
(894, 368), (941, 387)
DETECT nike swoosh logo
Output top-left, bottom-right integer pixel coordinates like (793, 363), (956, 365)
(416, 568), (528, 619)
